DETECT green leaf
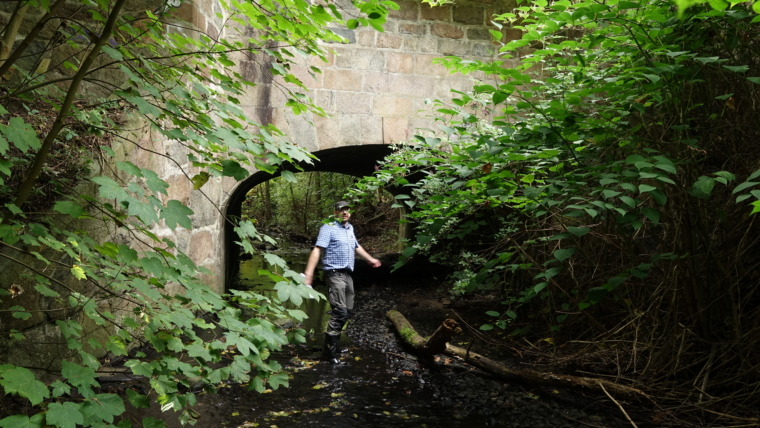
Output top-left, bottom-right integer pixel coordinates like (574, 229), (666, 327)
(126, 389), (150, 408)
(0, 414), (44, 428)
(0, 117), (41, 152)
(733, 181), (759, 194)
(53, 201), (84, 218)
(191, 171), (210, 190)
(480, 324), (494, 331)
(281, 170), (297, 183)
(485, 311), (500, 317)
(71, 265), (86, 280)
(142, 417), (167, 428)
(587, 287), (608, 303)
(567, 227), (590, 237)
(50, 380), (71, 397)
(46, 402), (84, 428)
(723, 65), (749, 73)
(639, 184), (657, 194)
(0, 367), (49, 405)
(221, 160), (250, 180)
(80, 393), (125, 424)
(642, 208), (660, 226)
(553, 247), (576, 262)
(61, 361), (99, 397)
(160, 200), (194, 230)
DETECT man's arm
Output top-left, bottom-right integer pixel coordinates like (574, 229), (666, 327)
(356, 245), (381, 268)
(303, 246), (323, 286)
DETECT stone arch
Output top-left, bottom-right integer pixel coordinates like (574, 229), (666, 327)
(222, 144), (395, 288)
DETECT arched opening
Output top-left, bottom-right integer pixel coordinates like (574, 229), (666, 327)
(222, 145), (397, 289)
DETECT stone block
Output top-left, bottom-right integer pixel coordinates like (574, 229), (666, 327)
(472, 42), (495, 57)
(383, 117), (410, 144)
(416, 54), (450, 77)
(334, 48), (385, 71)
(363, 72), (389, 93)
(420, 37), (438, 53)
(435, 77), (474, 98)
(314, 115), (341, 150)
(454, 6), (485, 25)
(357, 30), (376, 47)
(468, 27), (492, 41)
(288, 65), (323, 89)
(402, 36), (419, 52)
(430, 22), (464, 39)
(389, 0), (419, 21)
(437, 39), (471, 56)
(399, 22), (426, 35)
(386, 52), (415, 74)
(410, 117), (437, 135)
(315, 89), (336, 113)
(323, 69), (363, 91)
(189, 189), (217, 227)
(241, 106), (273, 127)
(286, 111), (319, 152)
(377, 33), (403, 49)
(389, 74), (436, 98)
(336, 91), (373, 115)
(360, 115), (384, 145)
(373, 95), (414, 117)
(189, 230), (214, 265)
(309, 51), (335, 67)
(339, 114), (362, 146)
(502, 27), (523, 42)
(167, 174), (193, 207)
(421, 3), (451, 21)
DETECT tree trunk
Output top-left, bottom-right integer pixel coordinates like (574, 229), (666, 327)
(387, 310), (652, 403)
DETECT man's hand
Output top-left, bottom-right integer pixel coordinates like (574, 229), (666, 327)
(368, 257), (381, 268)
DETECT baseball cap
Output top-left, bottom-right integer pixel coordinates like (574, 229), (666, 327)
(334, 201), (350, 210)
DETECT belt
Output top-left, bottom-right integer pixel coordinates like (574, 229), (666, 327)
(325, 268), (351, 273)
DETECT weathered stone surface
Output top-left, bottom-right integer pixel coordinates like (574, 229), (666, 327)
(189, 231), (214, 265)
(315, 89), (336, 113)
(430, 22), (464, 39)
(454, 6), (485, 25)
(435, 77), (474, 98)
(334, 48), (385, 71)
(286, 111), (320, 152)
(389, 74), (436, 98)
(421, 3), (451, 21)
(364, 71), (389, 93)
(383, 117), (410, 144)
(336, 91), (373, 115)
(502, 27), (523, 42)
(167, 174), (193, 206)
(399, 22), (426, 35)
(360, 115), (384, 145)
(339, 114), (363, 146)
(323, 69), (364, 91)
(402, 36), (419, 52)
(386, 52), (415, 74)
(357, 30), (376, 47)
(472, 42), (494, 57)
(420, 37), (438, 53)
(377, 33), (403, 49)
(438, 39), (471, 56)
(468, 27), (492, 40)
(373, 95), (414, 117)
(416, 54), (450, 77)
(389, 0), (419, 21)
(315, 115), (342, 149)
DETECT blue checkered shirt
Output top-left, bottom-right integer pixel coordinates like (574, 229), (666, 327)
(315, 221), (358, 271)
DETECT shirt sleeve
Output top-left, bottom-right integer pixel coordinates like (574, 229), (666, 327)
(315, 224), (331, 249)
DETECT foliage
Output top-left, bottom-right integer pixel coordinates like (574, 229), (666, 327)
(353, 0), (760, 421)
(0, 0), (391, 426)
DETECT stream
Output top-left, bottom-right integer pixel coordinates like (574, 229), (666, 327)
(134, 240), (629, 427)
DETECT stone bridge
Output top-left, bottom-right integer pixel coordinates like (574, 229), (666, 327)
(124, 0), (521, 293)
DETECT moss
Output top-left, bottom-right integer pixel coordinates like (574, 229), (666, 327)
(399, 327), (417, 342)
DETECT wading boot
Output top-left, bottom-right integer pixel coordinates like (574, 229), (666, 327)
(321, 333), (342, 364)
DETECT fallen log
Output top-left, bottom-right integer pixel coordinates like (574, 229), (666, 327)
(386, 309), (462, 357)
(386, 309), (652, 403)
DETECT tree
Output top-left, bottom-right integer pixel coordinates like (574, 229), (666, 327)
(353, 0), (760, 422)
(0, 0), (394, 426)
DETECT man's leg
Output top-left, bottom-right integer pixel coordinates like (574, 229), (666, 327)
(323, 271), (350, 363)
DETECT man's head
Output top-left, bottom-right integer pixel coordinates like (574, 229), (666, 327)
(334, 201), (351, 223)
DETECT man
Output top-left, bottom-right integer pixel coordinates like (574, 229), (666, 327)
(303, 200), (382, 364)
